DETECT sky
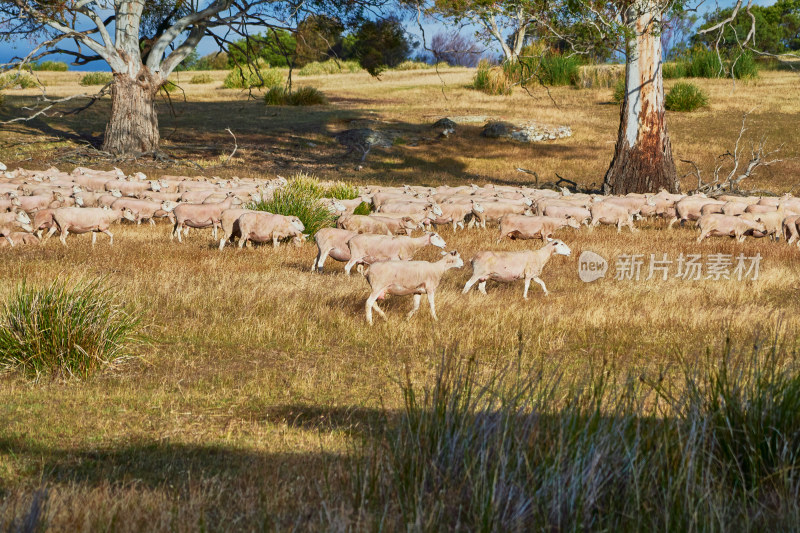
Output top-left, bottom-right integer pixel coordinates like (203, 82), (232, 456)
(0, 0), (759, 71)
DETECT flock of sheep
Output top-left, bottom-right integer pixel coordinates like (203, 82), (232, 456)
(1, 165), (794, 324)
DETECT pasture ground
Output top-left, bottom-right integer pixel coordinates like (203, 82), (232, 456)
(1, 67), (799, 529)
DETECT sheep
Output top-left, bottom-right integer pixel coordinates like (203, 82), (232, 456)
(111, 198), (176, 226)
(471, 199), (533, 228)
(748, 206), (787, 241)
(312, 228), (358, 273)
(218, 208), (257, 250)
(237, 212), (305, 248)
(171, 193), (238, 242)
(433, 200), (484, 232)
(0, 210), (32, 232)
(337, 214), (392, 235)
(104, 179), (160, 197)
(669, 197), (725, 228)
(31, 209), (57, 240)
(0, 195), (22, 213)
(498, 214), (580, 241)
(368, 215), (418, 236)
(344, 232), (446, 275)
(696, 214), (766, 243)
(463, 239), (571, 298)
(782, 215), (800, 245)
(0, 232), (40, 247)
(542, 204), (591, 225)
(590, 202), (638, 232)
(364, 251), (464, 325)
(48, 207), (136, 246)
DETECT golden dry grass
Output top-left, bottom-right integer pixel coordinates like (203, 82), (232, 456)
(1, 67), (800, 529)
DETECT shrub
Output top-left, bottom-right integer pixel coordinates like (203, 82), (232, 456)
(535, 53), (581, 86)
(334, 336), (800, 530)
(0, 279), (141, 379)
(325, 181), (360, 200)
(189, 73), (213, 84)
(222, 67), (282, 90)
(612, 78), (626, 104)
(80, 72), (113, 86)
(731, 50), (759, 79)
(662, 61), (687, 79)
(2, 73), (38, 89)
(298, 60), (362, 76)
(159, 81), (179, 94)
(472, 60), (512, 95)
(675, 48), (759, 80)
(264, 86), (327, 106)
(392, 60), (435, 71)
(665, 82), (709, 111)
(32, 61), (68, 72)
(248, 173), (334, 237)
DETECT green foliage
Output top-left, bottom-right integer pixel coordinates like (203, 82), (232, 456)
(223, 66), (283, 90)
(352, 201), (372, 215)
(173, 50), (199, 72)
(227, 31), (296, 68)
(263, 86), (328, 106)
(325, 182), (360, 200)
(80, 72), (113, 86)
(295, 15), (345, 66)
(32, 61), (68, 72)
(670, 48), (759, 80)
(393, 60), (434, 70)
(612, 78), (626, 104)
(2, 73), (38, 89)
(0, 279), (141, 380)
(248, 173), (334, 237)
(534, 53), (581, 86)
(662, 61), (688, 79)
(472, 60), (512, 95)
(159, 81), (179, 94)
(189, 73), (213, 84)
(665, 82), (709, 111)
(195, 52), (229, 70)
(693, 0), (800, 55)
(338, 337), (800, 529)
(352, 17), (414, 76)
(297, 60), (362, 76)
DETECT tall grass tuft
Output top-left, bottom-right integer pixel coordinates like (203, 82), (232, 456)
(248, 173), (334, 237)
(297, 60), (362, 76)
(612, 78), (626, 104)
(352, 201), (372, 215)
(334, 335), (800, 530)
(670, 48), (759, 80)
(662, 61), (688, 79)
(573, 64), (623, 89)
(324, 181), (360, 200)
(223, 67), (282, 90)
(472, 60), (512, 95)
(535, 53), (581, 86)
(80, 72), (113, 86)
(665, 82), (709, 111)
(264, 86), (327, 106)
(0, 279), (141, 380)
(2, 73), (39, 89)
(32, 61), (68, 72)
(189, 73), (213, 84)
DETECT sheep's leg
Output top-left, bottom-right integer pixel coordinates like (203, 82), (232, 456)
(616, 220), (622, 233)
(219, 237), (227, 251)
(59, 228), (68, 247)
(407, 294), (421, 319)
(533, 277), (549, 296)
(628, 219), (639, 233)
(344, 258), (358, 276)
(365, 295), (375, 325)
(697, 230), (709, 244)
(44, 227), (57, 244)
(462, 276), (480, 294)
(104, 229), (114, 246)
(667, 217), (678, 229)
(5, 236), (14, 247)
(426, 291), (438, 321)
(272, 235), (279, 248)
(212, 224), (218, 240)
(478, 281), (487, 295)
(523, 277), (531, 299)
(91, 231), (97, 247)
(238, 236), (248, 249)
(149, 218), (155, 226)
(314, 249), (330, 273)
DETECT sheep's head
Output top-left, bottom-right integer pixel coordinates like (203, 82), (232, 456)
(566, 217), (581, 229)
(523, 197), (534, 207)
(547, 238), (571, 257)
(290, 217), (305, 232)
(429, 232), (446, 249)
(440, 250), (464, 268)
(75, 195), (85, 207)
(10, 196), (20, 207)
(121, 208), (136, 222)
(401, 216), (416, 229)
(150, 181), (162, 192)
(72, 185), (82, 194)
(161, 201), (178, 212)
(430, 203), (443, 217)
(15, 211), (31, 225)
(111, 189), (123, 198)
(472, 201), (485, 214)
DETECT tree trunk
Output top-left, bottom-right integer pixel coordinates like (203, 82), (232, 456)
(603, 4), (678, 195)
(102, 71), (160, 156)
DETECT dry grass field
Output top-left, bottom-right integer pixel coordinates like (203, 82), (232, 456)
(1, 67), (800, 530)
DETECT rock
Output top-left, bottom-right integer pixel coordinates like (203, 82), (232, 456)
(482, 121), (572, 143)
(432, 118), (457, 138)
(335, 128), (392, 161)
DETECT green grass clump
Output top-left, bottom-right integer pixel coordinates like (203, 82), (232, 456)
(189, 73), (213, 84)
(223, 67), (283, 89)
(32, 61), (68, 72)
(534, 53), (581, 86)
(472, 60), (512, 95)
(393, 61), (441, 71)
(0, 279), (141, 380)
(325, 182), (360, 200)
(298, 60), (362, 76)
(662, 61), (687, 79)
(2, 73), (38, 89)
(264, 86), (327, 106)
(665, 82), (709, 111)
(248, 173), (334, 237)
(80, 72), (113, 86)
(336, 336), (800, 530)
(159, 81), (179, 94)
(671, 49), (759, 80)
(352, 201), (372, 215)
(612, 78), (626, 104)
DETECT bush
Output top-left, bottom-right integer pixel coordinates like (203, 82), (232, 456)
(334, 336), (800, 530)
(0, 279), (141, 379)
(298, 60), (362, 76)
(248, 173), (334, 237)
(352, 201), (372, 215)
(222, 67), (283, 90)
(535, 53), (581, 86)
(325, 182), (360, 200)
(473, 60), (512, 95)
(32, 61), (68, 72)
(189, 73), (213, 84)
(392, 60), (435, 71)
(2, 73), (38, 89)
(80, 72), (113, 86)
(612, 78), (626, 104)
(665, 82), (709, 111)
(159, 81), (179, 94)
(672, 48), (759, 80)
(662, 61), (687, 79)
(264, 86), (327, 106)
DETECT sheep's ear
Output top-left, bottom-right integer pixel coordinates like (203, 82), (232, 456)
(546, 237), (554, 242)
(441, 251), (448, 256)
(450, 250), (458, 256)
